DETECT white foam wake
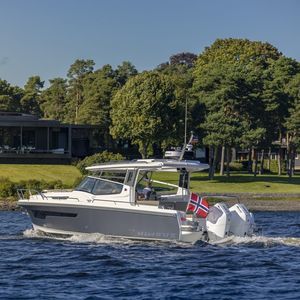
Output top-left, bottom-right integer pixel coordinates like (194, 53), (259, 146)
(22, 229), (300, 247)
(23, 229), (140, 245)
(229, 235), (300, 247)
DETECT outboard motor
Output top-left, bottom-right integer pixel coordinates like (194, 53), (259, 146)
(206, 203), (231, 241)
(229, 203), (255, 236)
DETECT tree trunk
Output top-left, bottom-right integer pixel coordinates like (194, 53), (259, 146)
(291, 148), (295, 177)
(75, 90), (80, 124)
(247, 148), (253, 174)
(226, 146), (230, 177)
(267, 147), (271, 171)
(277, 148), (282, 176)
(253, 149), (258, 177)
(220, 146), (225, 175)
(260, 149), (265, 174)
(208, 146), (214, 180)
(140, 141), (149, 159)
(287, 148), (291, 178)
(287, 146), (295, 179)
(212, 146), (218, 179)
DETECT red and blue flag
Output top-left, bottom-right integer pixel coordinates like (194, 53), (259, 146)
(187, 192), (209, 218)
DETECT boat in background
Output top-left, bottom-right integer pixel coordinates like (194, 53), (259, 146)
(164, 132), (200, 161)
(18, 159), (256, 244)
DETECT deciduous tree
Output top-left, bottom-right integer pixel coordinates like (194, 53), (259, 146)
(110, 71), (178, 158)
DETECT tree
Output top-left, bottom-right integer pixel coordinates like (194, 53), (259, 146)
(115, 61), (138, 86)
(110, 71), (178, 158)
(157, 52), (198, 70)
(285, 73), (300, 177)
(156, 53), (198, 148)
(67, 59), (95, 123)
(77, 65), (118, 131)
(262, 57), (300, 174)
(169, 52), (197, 67)
(20, 76), (44, 116)
(0, 79), (22, 112)
(193, 38), (282, 178)
(40, 78), (68, 121)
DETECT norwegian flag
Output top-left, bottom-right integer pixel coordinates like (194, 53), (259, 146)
(187, 192), (209, 218)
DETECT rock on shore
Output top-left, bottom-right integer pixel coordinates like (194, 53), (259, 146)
(0, 200), (19, 211)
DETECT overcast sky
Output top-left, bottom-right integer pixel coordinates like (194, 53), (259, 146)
(0, 0), (299, 87)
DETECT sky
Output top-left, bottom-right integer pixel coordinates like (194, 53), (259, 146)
(0, 0), (299, 88)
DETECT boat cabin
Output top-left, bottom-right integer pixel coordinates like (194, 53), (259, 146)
(82, 159), (209, 210)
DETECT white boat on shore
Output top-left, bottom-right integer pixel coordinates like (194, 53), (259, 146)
(18, 159), (256, 244)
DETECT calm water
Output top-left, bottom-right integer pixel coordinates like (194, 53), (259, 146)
(0, 211), (300, 300)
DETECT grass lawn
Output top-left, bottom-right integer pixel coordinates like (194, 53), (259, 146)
(0, 164), (82, 187)
(154, 172), (300, 194)
(0, 164), (299, 194)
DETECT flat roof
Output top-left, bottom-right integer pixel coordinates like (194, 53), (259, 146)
(0, 111), (96, 128)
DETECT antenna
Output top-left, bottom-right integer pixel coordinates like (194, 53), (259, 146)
(180, 96), (188, 161)
(184, 94), (188, 145)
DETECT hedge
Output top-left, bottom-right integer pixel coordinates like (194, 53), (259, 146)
(76, 151), (124, 174)
(0, 177), (68, 199)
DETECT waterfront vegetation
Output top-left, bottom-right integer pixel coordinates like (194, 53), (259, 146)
(1, 38), (299, 180)
(0, 164), (81, 186)
(0, 164), (82, 198)
(153, 172), (300, 194)
(0, 164), (299, 200)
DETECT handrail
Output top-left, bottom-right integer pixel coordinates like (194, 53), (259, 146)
(17, 189), (48, 201)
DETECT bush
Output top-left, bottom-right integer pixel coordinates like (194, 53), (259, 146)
(76, 151), (124, 174)
(0, 177), (15, 198)
(263, 159), (286, 174)
(229, 162), (245, 172)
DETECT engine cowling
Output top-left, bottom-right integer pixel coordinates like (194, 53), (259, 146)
(206, 203), (231, 241)
(229, 203), (255, 236)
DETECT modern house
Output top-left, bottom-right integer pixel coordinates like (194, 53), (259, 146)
(0, 112), (98, 163)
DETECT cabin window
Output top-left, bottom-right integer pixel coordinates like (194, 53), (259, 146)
(75, 177), (96, 193)
(75, 177), (123, 195)
(125, 170), (136, 186)
(99, 171), (127, 183)
(92, 179), (123, 195)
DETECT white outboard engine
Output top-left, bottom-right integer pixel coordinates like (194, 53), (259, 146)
(229, 203), (255, 236)
(206, 203), (231, 241)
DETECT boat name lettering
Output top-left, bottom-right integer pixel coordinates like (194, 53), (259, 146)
(136, 231), (176, 239)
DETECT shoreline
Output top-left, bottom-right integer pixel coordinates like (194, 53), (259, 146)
(1, 195), (300, 212)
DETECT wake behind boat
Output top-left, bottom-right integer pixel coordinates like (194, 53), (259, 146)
(18, 159), (256, 244)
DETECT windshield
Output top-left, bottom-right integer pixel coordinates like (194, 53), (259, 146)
(75, 177), (123, 195)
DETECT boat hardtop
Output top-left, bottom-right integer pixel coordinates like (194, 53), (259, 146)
(86, 159), (209, 172)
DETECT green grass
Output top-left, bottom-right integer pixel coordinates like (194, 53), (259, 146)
(0, 164), (82, 187)
(0, 164), (299, 194)
(153, 172), (300, 194)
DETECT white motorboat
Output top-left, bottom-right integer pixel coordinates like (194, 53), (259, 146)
(18, 159), (256, 243)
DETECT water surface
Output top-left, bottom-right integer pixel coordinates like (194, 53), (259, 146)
(0, 211), (300, 299)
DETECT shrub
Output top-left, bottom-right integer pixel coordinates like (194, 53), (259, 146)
(263, 159), (286, 174)
(229, 162), (245, 172)
(0, 177), (15, 198)
(76, 151), (124, 174)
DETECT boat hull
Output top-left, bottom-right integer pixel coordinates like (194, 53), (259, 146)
(20, 202), (181, 241)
